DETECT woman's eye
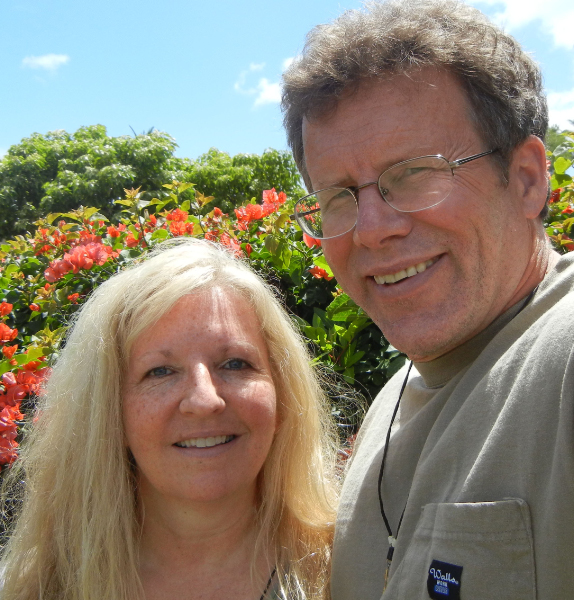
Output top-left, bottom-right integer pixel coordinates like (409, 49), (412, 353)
(147, 366), (172, 378)
(223, 358), (249, 370)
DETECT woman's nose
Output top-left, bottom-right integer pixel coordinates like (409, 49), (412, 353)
(179, 364), (226, 415)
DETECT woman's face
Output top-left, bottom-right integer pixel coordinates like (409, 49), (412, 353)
(122, 287), (278, 507)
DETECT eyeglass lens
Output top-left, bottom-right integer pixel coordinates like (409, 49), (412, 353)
(296, 156), (455, 239)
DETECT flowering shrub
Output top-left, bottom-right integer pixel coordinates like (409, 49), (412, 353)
(2, 132), (572, 470)
(0, 182), (403, 468)
(545, 130), (574, 251)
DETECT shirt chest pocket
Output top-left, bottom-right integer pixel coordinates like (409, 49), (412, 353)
(391, 499), (536, 600)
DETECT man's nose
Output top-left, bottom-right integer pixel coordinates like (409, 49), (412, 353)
(179, 364), (226, 416)
(352, 183), (413, 247)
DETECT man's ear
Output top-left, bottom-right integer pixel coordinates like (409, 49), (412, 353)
(509, 135), (549, 220)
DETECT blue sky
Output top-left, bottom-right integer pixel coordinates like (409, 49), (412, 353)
(1, 0), (573, 161)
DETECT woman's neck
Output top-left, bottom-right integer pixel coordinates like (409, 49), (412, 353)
(137, 489), (272, 600)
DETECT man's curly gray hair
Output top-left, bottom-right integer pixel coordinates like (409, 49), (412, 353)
(282, 0), (547, 192)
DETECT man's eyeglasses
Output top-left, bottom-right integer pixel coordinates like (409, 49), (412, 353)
(292, 149), (498, 240)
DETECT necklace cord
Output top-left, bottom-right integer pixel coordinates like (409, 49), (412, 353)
(378, 284), (538, 550)
(259, 566), (277, 600)
(377, 361), (413, 538)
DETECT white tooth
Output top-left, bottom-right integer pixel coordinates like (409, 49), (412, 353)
(416, 262), (427, 273)
(425, 259), (434, 268)
(406, 266), (417, 277)
(205, 437), (216, 447)
(196, 438), (206, 448)
(385, 273), (396, 284)
(374, 275), (384, 285)
(394, 269), (408, 282)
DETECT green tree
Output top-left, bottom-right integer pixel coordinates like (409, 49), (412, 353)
(0, 126), (305, 241)
(183, 148), (305, 215)
(0, 125), (185, 240)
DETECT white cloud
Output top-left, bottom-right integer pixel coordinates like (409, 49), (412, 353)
(548, 88), (574, 129)
(22, 53), (70, 71)
(235, 61), (286, 107)
(282, 57), (295, 71)
(254, 78), (282, 106)
(471, 0), (574, 49)
(0, 148), (7, 159)
(234, 62), (265, 93)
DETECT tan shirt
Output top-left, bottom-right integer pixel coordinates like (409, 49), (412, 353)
(331, 253), (574, 600)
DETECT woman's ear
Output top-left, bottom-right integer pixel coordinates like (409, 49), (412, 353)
(509, 135), (549, 220)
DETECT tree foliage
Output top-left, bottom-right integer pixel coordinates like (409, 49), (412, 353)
(0, 126), (304, 241)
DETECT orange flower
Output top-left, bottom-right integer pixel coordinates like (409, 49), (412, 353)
(261, 188), (287, 216)
(0, 302), (13, 316)
(107, 225), (121, 237)
(235, 204), (265, 229)
(0, 323), (18, 343)
(550, 188), (562, 204)
(245, 243), (253, 257)
(61, 243), (112, 273)
(1, 345), (17, 359)
(309, 266), (333, 280)
(29, 303), (41, 312)
(44, 258), (73, 282)
(125, 232), (139, 248)
(169, 221), (186, 237)
(213, 207), (223, 218)
(67, 293), (80, 304)
(78, 231), (101, 245)
(303, 233), (322, 248)
(166, 208), (188, 222)
(561, 206), (574, 214)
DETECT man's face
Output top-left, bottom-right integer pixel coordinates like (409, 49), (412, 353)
(302, 69), (538, 361)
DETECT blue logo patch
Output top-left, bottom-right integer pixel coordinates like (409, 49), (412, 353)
(427, 560), (463, 599)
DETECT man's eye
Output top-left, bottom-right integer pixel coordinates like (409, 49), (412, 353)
(147, 366), (172, 378)
(223, 358), (249, 370)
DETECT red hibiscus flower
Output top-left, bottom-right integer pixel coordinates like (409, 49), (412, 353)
(0, 323), (18, 343)
(1, 345), (17, 359)
(166, 208), (188, 222)
(44, 258), (73, 283)
(309, 266), (333, 280)
(303, 233), (322, 248)
(0, 302), (13, 316)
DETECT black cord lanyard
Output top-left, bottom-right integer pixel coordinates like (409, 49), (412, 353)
(377, 361), (413, 592)
(377, 286), (539, 593)
(259, 566), (277, 600)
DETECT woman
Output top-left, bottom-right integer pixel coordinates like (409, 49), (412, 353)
(0, 239), (338, 600)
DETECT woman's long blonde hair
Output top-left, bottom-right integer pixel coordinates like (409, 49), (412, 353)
(0, 239), (338, 600)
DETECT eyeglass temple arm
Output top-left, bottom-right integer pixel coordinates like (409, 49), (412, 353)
(290, 206), (321, 219)
(450, 148), (498, 168)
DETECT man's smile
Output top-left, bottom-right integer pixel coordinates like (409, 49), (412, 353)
(373, 257), (440, 285)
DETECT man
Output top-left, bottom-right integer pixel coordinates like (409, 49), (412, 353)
(282, 1), (574, 598)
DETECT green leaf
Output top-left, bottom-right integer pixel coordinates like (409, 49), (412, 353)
(554, 156), (572, 175)
(83, 207), (101, 221)
(151, 228), (170, 240)
(45, 213), (63, 225)
(0, 360), (11, 376)
(264, 234), (279, 253)
(136, 199), (151, 211)
(4, 264), (19, 276)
